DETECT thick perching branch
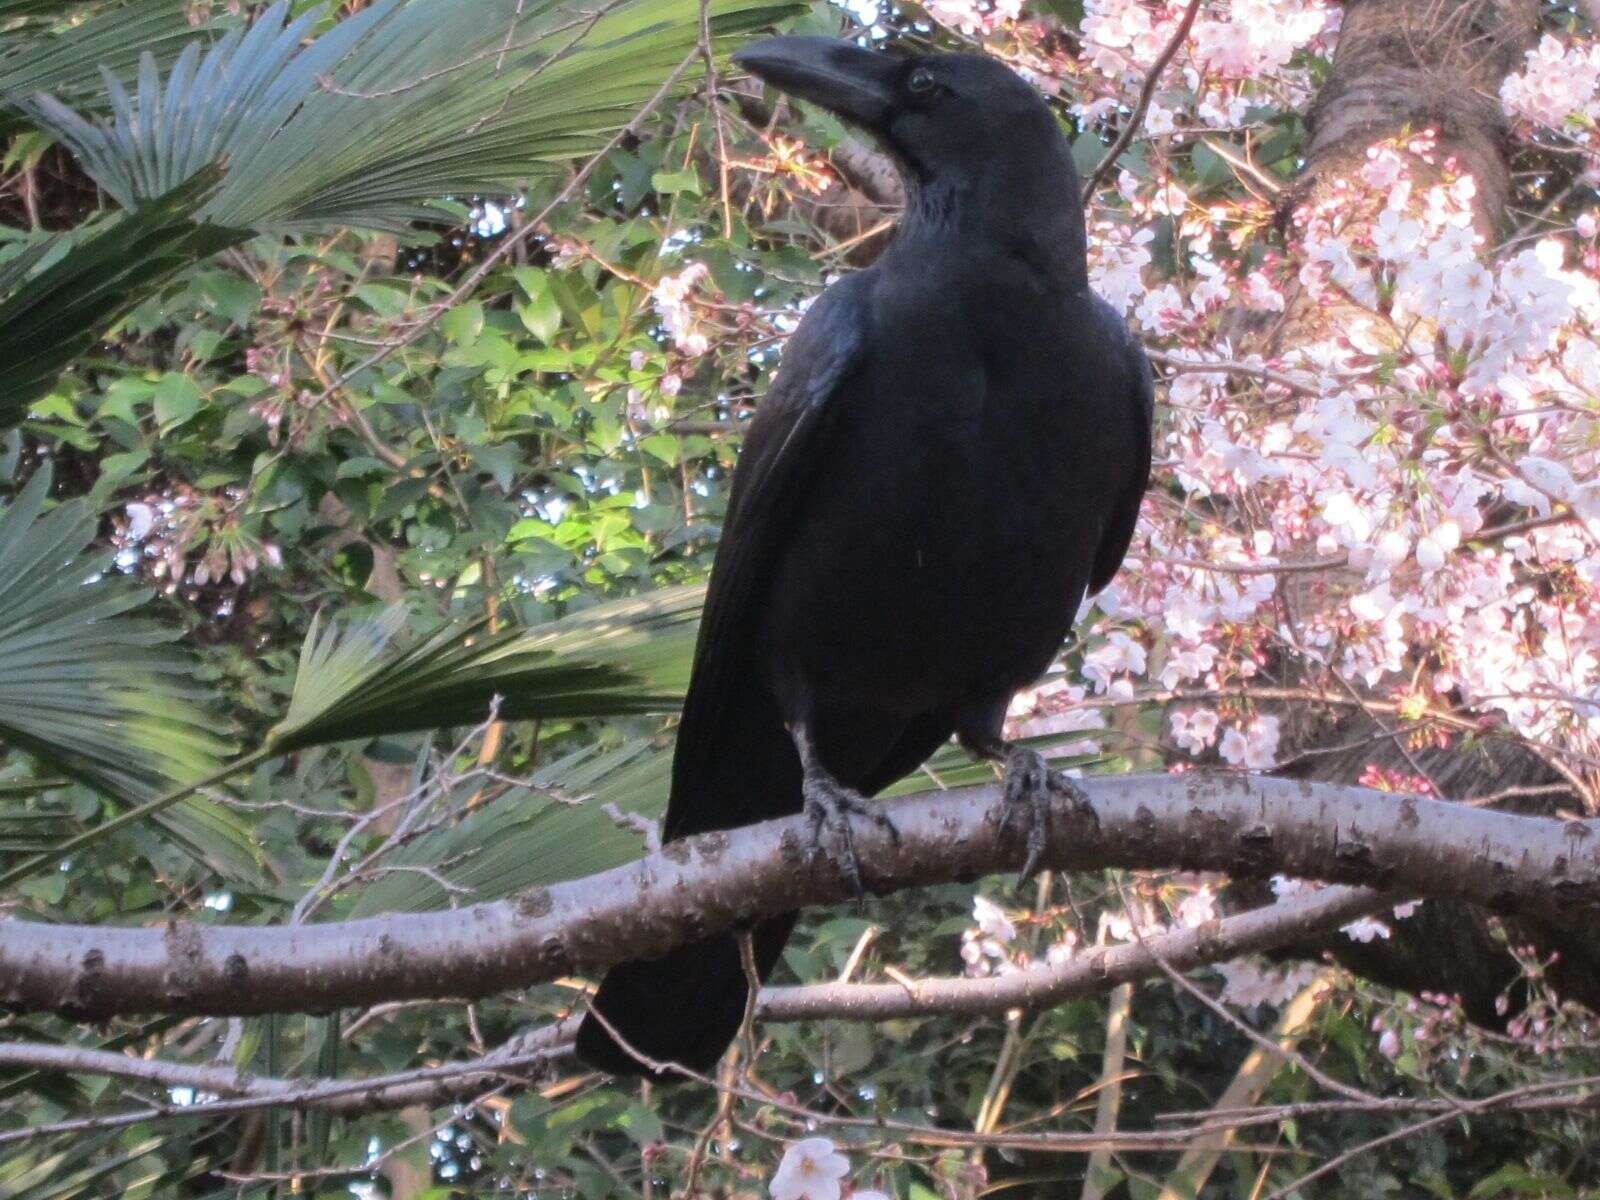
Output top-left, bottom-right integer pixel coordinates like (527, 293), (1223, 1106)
(0, 881), (1388, 1127)
(3, 772), (1596, 1020)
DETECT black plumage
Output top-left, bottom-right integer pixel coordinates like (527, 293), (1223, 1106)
(577, 36), (1153, 1078)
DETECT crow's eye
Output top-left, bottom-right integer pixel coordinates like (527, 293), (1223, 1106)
(907, 67), (937, 95)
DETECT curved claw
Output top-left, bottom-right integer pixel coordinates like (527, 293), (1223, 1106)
(1000, 746), (1096, 882)
(802, 771), (899, 895)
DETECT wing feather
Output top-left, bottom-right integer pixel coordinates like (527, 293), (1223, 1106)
(1089, 297), (1153, 596)
(664, 273), (872, 834)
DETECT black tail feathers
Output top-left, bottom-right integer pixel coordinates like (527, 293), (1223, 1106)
(575, 913), (796, 1080)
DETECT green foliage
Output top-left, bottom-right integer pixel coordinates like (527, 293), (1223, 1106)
(25, 0), (792, 231)
(272, 584), (698, 753)
(0, 167), (233, 425)
(0, 0), (213, 131)
(0, 465), (254, 875)
(1, 0), (797, 423)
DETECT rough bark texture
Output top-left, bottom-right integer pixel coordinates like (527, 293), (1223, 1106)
(2, 772), (1595, 1020)
(1299, 0), (1533, 233)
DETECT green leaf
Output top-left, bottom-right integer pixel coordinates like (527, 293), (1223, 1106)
(151, 371), (202, 429)
(1469, 1165), (1576, 1199)
(650, 167), (702, 195)
(0, 168), (234, 432)
(439, 300), (485, 343)
(514, 267), (564, 341)
(618, 1104), (664, 1145)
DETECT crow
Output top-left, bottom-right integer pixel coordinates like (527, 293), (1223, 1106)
(576, 36), (1152, 1079)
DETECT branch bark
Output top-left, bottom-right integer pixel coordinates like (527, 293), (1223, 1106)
(0, 881), (1388, 1123)
(3, 772), (1596, 1020)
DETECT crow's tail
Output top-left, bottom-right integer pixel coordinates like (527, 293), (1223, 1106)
(575, 912), (797, 1079)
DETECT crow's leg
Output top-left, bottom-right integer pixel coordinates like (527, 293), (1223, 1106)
(789, 722), (899, 894)
(959, 725), (1095, 883)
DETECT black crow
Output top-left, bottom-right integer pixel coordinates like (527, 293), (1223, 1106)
(577, 36), (1152, 1078)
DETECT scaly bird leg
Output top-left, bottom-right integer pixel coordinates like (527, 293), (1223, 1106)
(790, 723), (900, 894)
(961, 732), (1096, 882)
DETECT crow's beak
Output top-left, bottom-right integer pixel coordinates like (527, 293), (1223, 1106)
(732, 36), (897, 132)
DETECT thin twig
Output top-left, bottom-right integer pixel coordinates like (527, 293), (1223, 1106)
(1082, 0), (1207, 200)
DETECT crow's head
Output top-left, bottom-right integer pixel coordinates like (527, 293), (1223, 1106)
(732, 36), (1067, 187)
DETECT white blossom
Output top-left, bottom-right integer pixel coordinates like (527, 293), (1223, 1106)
(770, 1138), (850, 1200)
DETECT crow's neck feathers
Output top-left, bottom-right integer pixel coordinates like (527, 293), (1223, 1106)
(889, 139), (1087, 293)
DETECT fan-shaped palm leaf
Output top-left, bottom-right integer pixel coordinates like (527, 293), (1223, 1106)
(0, 467), (254, 878)
(3, 0), (793, 426)
(348, 735), (671, 912)
(0, 584), (701, 887)
(25, 0), (797, 231)
(0, 0), (214, 129)
(271, 584), (701, 752)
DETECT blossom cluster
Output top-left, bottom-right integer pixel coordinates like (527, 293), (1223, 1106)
(1500, 33), (1600, 137)
(1069, 117), (1600, 788)
(1076, 0), (1335, 130)
(651, 262), (714, 358)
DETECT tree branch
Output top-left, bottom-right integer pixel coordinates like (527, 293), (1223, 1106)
(3, 772), (1596, 1020)
(0, 882), (1388, 1126)
(758, 883), (1389, 1022)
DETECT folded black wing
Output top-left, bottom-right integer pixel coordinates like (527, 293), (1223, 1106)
(663, 272), (872, 838)
(1088, 295), (1153, 596)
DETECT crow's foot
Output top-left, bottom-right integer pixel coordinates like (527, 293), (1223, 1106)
(1000, 746), (1095, 882)
(802, 771), (899, 895)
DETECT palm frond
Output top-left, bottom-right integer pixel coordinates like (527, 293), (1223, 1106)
(4, 0), (794, 422)
(349, 734), (671, 912)
(0, 468), (255, 877)
(0, 0), (214, 127)
(0, 167), (231, 428)
(25, 0), (800, 231)
(271, 585), (701, 752)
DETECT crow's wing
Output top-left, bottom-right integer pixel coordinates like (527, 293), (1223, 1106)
(663, 271), (871, 839)
(1088, 296), (1153, 596)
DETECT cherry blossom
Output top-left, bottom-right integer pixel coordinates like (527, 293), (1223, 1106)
(1218, 715), (1280, 770)
(652, 262), (713, 357)
(1170, 707), (1220, 755)
(771, 1137), (851, 1200)
(1500, 34), (1600, 132)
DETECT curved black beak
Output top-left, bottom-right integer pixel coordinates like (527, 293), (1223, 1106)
(731, 36), (898, 132)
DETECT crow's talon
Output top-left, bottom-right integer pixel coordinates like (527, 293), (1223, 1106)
(1000, 747), (1094, 883)
(802, 772), (897, 895)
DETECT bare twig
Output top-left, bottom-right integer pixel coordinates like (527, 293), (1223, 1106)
(1082, 0), (1207, 200)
